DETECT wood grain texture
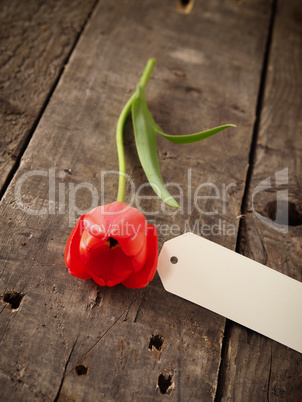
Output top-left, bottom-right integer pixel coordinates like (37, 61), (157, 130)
(0, 0), (272, 400)
(218, 0), (302, 400)
(0, 0), (97, 193)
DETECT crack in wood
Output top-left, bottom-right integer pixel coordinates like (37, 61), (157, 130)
(267, 345), (273, 402)
(213, 321), (230, 402)
(215, 0), (282, 397)
(235, 0), (278, 255)
(123, 292), (139, 322)
(54, 338), (78, 402)
(133, 290), (145, 323)
(68, 294), (141, 376)
(0, 305), (6, 314)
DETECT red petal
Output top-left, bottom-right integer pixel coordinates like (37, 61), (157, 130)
(122, 225), (158, 289)
(84, 202), (148, 259)
(65, 217), (91, 280)
(118, 229), (147, 260)
(131, 236), (148, 272)
(84, 202), (145, 239)
(79, 238), (134, 287)
(81, 229), (107, 250)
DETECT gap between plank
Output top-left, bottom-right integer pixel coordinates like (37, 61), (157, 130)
(0, 0), (100, 202)
(214, 0), (278, 400)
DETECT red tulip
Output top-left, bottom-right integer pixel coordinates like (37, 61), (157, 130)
(65, 202), (158, 288)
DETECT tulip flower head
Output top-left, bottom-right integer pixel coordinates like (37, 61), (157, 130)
(65, 202), (158, 288)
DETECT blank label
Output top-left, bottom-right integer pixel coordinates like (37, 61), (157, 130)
(157, 233), (302, 353)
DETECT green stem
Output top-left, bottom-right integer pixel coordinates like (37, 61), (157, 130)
(139, 58), (156, 89)
(116, 93), (136, 203)
(116, 58), (156, 203)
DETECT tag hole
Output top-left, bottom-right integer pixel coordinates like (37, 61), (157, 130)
(170, 256), (178, 264)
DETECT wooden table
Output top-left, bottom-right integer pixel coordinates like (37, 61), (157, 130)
(1, 0), (301, 400)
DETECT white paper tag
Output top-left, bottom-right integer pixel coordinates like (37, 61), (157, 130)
(157, 233), (302, 353)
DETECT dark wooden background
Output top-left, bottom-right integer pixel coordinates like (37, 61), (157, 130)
(0, 0), (301, 400)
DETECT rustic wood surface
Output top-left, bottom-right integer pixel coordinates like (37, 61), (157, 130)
(216, 0), (302, 401)
(0, 0), (301, 401)
(0, 0), (97, 195)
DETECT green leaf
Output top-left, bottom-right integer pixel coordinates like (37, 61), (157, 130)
(130, 58), (236, 209)
(154, 123), (236, 144)
(132, 85), (180, 208)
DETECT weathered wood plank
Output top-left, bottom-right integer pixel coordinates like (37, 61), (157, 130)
(0, 0), (272, 400)
(0, 0), (97, 194)
(217, 0), (302, 400)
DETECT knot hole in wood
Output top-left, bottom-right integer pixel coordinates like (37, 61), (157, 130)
(149, 334), (164, 351)
(75, 365), (88, 376)
(177, 0), (194, 14)
(157, 371), (174, 395)
(2, 290), (24, 310)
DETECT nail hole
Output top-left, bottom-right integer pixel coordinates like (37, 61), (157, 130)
(265, 201), (302, 226)
(170, 256), (178, 264)
(177, 0), (194, 14)
(2, 291), (24, 310)
(75, 365), (88, 376)
(158, 372), (174, 395)
(149, 334), (164, 351)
